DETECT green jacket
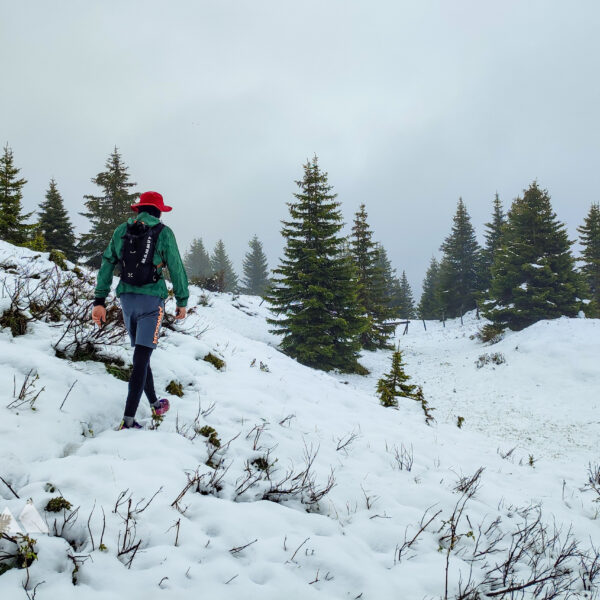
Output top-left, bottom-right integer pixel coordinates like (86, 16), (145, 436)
(94, 211), (189, 307)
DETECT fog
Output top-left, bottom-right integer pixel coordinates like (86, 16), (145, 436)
(2, 0), (599, 292)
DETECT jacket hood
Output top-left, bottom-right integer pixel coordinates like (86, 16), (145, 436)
(127, 211), (161, 227)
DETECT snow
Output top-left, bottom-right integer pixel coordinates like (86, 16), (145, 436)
(1, 240), (599, 599)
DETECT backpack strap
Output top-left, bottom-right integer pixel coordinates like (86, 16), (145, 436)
(151, 223), (166, 275)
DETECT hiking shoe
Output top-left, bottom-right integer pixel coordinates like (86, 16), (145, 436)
(151, 398), (170, 417)
(118, 420), (143, 430)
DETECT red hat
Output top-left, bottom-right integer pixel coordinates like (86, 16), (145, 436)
(131, 191), (172, 213)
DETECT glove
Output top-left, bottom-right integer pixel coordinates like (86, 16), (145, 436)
(175, 306), (187, 320)
(92, 305), (107, 327)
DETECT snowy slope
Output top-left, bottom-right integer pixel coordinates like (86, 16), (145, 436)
(0, 241), (599, 600)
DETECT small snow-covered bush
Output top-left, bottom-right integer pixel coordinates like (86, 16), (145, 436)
(48, 248), (67, 270)
(0, 307), (28, 336)
(7, 369), (44, 410)
(105, 363), (132, 381)
(475, 352), (506, 368)
(476, 323), (505, 344)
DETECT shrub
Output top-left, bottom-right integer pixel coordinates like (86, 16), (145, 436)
(0, 308), (28, 336)
(252, 457), (270, 471)
(49, 249), (68, 270)
(166, 380), (184, 397)
(475, 352), (506, 369)
(476, 323), (505, 344)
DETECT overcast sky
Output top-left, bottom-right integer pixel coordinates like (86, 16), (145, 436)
(2, 0), (600, 293)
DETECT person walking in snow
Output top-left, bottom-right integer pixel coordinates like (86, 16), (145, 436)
(91, 191), (189, 430)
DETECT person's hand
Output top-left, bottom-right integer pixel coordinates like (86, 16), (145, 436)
(175, 306), (187, 320)
(92, 305), (106, 328)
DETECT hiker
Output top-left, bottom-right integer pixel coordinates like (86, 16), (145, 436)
(91, 191), (189, 429)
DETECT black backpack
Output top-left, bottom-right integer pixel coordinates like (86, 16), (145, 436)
(119, 221), (165, 286)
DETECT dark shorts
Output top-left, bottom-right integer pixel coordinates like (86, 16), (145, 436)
(119, 293), (165, 349)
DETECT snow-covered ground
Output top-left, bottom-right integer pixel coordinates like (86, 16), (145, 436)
(0, 241), (599, 600)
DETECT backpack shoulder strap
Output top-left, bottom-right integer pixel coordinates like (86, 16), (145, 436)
(152, 223), (166, 269)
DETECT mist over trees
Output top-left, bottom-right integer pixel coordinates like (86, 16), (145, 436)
(210, 240), (239, 293)
(350, 204), (396, 350)
(242, 235), (270, 296)
(37, 178), (77, 260)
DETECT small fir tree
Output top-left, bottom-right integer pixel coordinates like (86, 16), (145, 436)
(395, 270), (416, 319)
(210, 239), (238, 293)
(484, 181), (585, 330)
(268, 156), (367, 373)
(242, 235), (270, 296)
(184, 237), (212, 280)
(418, 256), (442, 319)
(438, 198), (482, 319)
(480, 193), (506, 292)
(78, 147), (138, 267)
(0, 144), (33, 245)
(350, 204), (396, 349)
(376, 349), (417, 407)
(37, 178), (77, 261)
(578, 202), (600, 313)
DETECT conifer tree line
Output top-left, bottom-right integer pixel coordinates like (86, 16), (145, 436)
(0, 143), (271, 296)
(1, 142), (599, 355)
(267, 157), (416, 373)
(417, 183), (599, 330)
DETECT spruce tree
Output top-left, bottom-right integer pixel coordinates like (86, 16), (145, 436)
(480, 193), (506, 292)
(184, 237), (212, 281)
(376, 349), (417, 407)
(484, 182), (585, 330)
(268, 156), (366, 373)
(37, 178), (77, 261)
(78, 148), (138, 267)
(438, 198), (482, 319)
(578, 202), (600, 313)
(242, 235), (270, 296)
(375, 244), (402, 314)
(210, 239), (238, 292)
(0, 144), (33, 245)
(418, 256), (442, 319)
(395, 271), (416, 319)
(350, 204), (396, 349)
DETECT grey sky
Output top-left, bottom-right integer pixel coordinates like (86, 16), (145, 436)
(2, 0), (599, 293)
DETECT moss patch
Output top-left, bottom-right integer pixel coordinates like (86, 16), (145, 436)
(105, 363), (132, 381)
(203, 352), (225, 370)
(197, 425), (221, 447)
(166, 380), (184, 397)
(45, 496), (72, 512)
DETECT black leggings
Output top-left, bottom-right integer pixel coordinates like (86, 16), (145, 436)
(124, 345), (159, 419)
